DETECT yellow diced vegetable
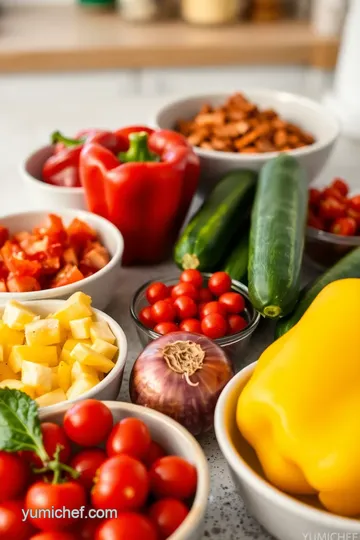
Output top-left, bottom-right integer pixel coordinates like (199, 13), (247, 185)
(8, 349), (22, 374)
(0, 362), (19, 382)
(0, 345), (4, 363)
(57, 361), (71, 392)
(0, 321), (24, 346)
(52, 292), (93, 329)
(60, 339), (91, 364)
(21, 361), (52, 395)
(70, 343), (115, 373)
(2, 300), (39, 330)
(66, 375), (99, 400)
(91, 338), (118, 360)
(90, 321), (116, 344)
(71, 361), (100, 382)
(36, 388), (67, 407)
(0, 379), (36, 399)
(10, 345), (58, 368)
(51, 367), (59, 390)
(69, 317), (92, 340)
(25, 318), (61, 346)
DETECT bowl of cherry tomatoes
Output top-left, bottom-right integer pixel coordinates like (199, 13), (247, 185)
(0, 397), (209, 540)
(306, 178), (360, 268)
(130, 270), (260, 368)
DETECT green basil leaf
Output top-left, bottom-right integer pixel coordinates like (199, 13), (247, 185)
(0, 388), (47, 459)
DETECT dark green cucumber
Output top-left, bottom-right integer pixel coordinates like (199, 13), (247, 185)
(275, 247), (360, 338)
(248, 155), (308, 318)
(223, 232), (249, 283)
(174, 170), (257, 271)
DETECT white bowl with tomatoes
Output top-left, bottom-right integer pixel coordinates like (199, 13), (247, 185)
(0, 397), (210, 540)
(0, 210), (123, 309)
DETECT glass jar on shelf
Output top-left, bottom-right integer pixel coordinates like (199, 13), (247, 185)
(119, 0), (175, 22)
(181, 0), (246, 26)
(77, 0), (115, 10)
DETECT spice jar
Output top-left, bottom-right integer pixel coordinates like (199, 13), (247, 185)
(120, 0), (161, 22)
(77, 0), (115, 10)
(181, 0), (243, 25)
(250, 0), (283, 22)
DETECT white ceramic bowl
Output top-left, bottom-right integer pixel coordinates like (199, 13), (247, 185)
(0, 210), (123, 310)
(215, 363), (360, 540)
(0, 299), (128, 413)
(21, 145), (86, 210)
(153, 90), (340, 192)
(40, 400), (210, 540)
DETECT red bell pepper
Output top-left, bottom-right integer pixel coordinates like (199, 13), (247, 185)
(80, 128), (200, 265)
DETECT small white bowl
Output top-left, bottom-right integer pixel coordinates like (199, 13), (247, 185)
(21, 145), (86, 211)
(40, 400), (210, 540)
(2, 299), (128, 412)
(153, 90), (340, 192)
(215, 363), (360, 540)
(0, 210), (123, 310)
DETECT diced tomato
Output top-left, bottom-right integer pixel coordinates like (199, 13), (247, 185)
(78, 264), (96, 278)
(42, 257), (61, 275)
(332, 178), (349, 197)
(63, 247), (78, 266)
(319, 197), (346, 220)
(35, 214), (67, 244)
(0, 227), (9, 248)
(330, 217), (357, 236)
(67, 218), (97, 252)
(80, 242), (110, 271)
(50, 264), (84, 288)
(0, 279), (7, 292)
(7, 274), (41, 292)
(1, 241), (41, 277)
(308, 188), (322, 207)
(322, 186), (344, 202)
(0, 262), (8, 280)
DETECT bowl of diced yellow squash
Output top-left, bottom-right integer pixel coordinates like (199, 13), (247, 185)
(0, 291), (127, 410)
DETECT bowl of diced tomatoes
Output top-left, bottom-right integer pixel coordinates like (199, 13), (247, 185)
(306, 178), (360, 268)
(0, 210), (123, 309)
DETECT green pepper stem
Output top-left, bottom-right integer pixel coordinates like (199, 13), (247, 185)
(119, 131), (159, 163)
(51, 130), (84, 147)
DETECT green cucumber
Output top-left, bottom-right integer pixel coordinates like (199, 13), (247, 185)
(223, 232), (249, 283)
(275, 247), (360, 338)
(248, 155), (308, 318)
(174, 170), (257, 271)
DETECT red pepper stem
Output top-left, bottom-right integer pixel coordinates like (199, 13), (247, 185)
(119, 131), (158, 163)
(51, 131), (84, 147)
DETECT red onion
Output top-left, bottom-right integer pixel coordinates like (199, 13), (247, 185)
(129, 332), (234, 436)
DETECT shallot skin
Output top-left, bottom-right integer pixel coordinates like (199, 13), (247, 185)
(129, 332), (234, 436)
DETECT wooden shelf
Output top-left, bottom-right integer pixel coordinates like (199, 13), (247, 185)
(0, 6), (339, 73)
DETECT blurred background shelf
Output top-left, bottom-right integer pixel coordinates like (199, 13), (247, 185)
(0, 5), (339, 73)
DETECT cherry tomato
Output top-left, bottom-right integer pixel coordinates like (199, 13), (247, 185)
(64, 400), (113, 447)
(198, 288), (213, 303)
(143, 441), (166, 469)
(23, 422), (71, 468)
(200, 301), (227, 319)
(154, 322), (179, 335)
(330, 217), (357, 236)
(307, 210), (324, 230)
(150, 456), (197, 500)
(70, 449), (107, 490)
(332, 178), (349, 197)
(25, 481), (87, 531)
(347, 207), (360, 225)
(0, 500), (34, 540)
(138, 307), (154, 329)
(171, 283), (198, 302)
(78, 519), (103, 540)
(151, 301), (176, 324)
(219, 292), (245, 314)
(0, 452), (29, 503)
(31, 533), (77, 540)
(179, 318), (202, 334)
(308, 188), (322, 207)
(162, 297), (174, 305)
(348, 194), (360, 213)
(173, 296), (197, 320)
(106, 418), (151, 461)
(227, 314), (248, 335)
(319, 197), (346, 220)
(322, 186), (344, 202)
(201, 313), (227, 339)
(148, 498), (189, 539)
(146, 282), (169, 305)
(208, 272), (232, 297)
(95, 514), (158, 540)
(180, 269), (203, 289)
(92, 455), (149, 512)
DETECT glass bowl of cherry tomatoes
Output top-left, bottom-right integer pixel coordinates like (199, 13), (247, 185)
(306, 178), (360, 268)
(130, 270), (260, 368)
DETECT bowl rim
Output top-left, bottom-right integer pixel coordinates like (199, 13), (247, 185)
(307, 225), (360, 246)
(0, 298), (128, 413)
(153, 89), (340, 161)
(0, 209), (124, 300)
(40, 400), (210, 540)
(130, 273), (261, 345)
(215, 362), (360, 531)
(21, 144), (84, 194)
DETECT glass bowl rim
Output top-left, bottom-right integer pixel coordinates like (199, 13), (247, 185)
(306, 226), (360, 246)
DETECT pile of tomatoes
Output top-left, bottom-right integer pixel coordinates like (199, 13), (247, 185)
(0, 214), (110, 293)
(308, 178), (360, 236)
(139, 270), (248, 340)
(0, 399), (197, 540)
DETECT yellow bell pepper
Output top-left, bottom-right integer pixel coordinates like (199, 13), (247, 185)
(237, 278), (360, 517)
